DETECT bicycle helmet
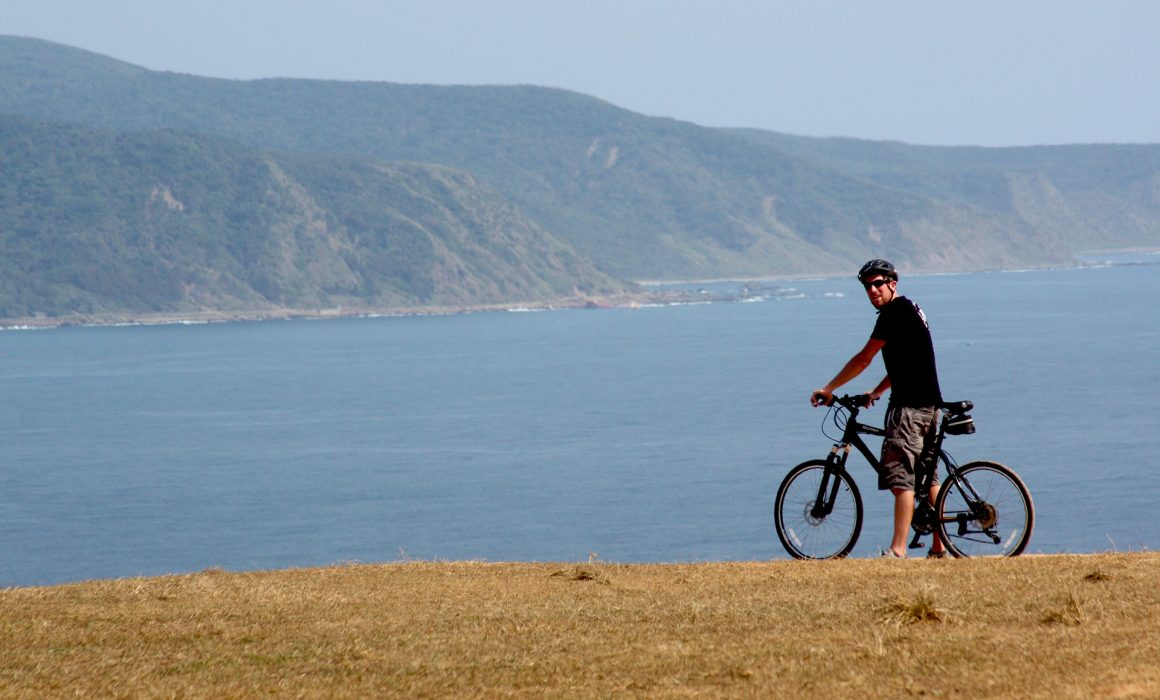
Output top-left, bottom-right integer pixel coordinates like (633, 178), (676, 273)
(857, 258), (897, 281)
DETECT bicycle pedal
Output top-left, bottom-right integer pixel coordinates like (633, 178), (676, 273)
(908, 542), (926, 550)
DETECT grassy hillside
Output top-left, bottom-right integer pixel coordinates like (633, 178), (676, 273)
(737, 130), (1160, 253)
(0, 115), (623, 319)
(1, 553), (1157, 697)
(8, 35), (1155, 286)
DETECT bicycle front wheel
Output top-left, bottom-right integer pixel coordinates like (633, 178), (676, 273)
(935, 460), (1034, 557)
(775, 460), (863, 559)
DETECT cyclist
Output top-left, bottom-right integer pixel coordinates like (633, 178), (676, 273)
(810, 259), (947, 559)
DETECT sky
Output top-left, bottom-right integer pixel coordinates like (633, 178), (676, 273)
(5, 1), (1160, 147)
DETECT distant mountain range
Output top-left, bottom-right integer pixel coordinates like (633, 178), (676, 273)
(2, 35), (1158, 321)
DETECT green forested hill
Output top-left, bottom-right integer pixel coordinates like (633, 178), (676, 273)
(1, 35), (1158, 319)
(0, 115), (622, 318)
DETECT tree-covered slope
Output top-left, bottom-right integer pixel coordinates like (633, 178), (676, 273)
(0, 115), (622, 318)
(8, 36), (1146, 282)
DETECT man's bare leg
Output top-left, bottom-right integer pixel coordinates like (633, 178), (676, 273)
(929, 483), (946, 554)
(890, 488), (914, 557)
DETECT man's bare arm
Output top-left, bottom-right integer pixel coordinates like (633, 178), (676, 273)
(811, 338), (885, 406)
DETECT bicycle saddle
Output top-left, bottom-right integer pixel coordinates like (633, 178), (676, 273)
(940, 400), (973, 414)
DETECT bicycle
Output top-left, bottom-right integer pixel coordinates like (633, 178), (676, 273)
(774, 394), (1034, 559)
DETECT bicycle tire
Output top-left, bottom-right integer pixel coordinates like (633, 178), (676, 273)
(775, 459), (863, 559)
(935, 460), (1034, 557)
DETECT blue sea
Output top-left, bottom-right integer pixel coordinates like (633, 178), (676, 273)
(2, 256), (1158, 586)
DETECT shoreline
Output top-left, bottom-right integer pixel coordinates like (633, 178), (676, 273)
(0, 290), (698, 331)
(5, 252), (1155, 331)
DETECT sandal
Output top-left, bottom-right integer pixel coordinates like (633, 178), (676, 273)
(880, 548), (905, 559)
(927, 550), (948, 559)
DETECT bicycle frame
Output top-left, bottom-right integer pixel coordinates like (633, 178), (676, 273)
(812, 399), (969, 546)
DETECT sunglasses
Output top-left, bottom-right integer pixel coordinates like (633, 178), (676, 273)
(862, 279), (891, 290)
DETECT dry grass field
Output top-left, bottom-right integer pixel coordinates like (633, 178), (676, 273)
(2, 553), (1157, 698)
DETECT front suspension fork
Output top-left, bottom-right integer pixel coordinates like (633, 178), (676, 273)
(811, 444), (850, 519)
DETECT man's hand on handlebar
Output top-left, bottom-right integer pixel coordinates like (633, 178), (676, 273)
(810, 389), (833, 407)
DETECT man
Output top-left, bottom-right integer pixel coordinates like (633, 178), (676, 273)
(810, 259), (946, 558)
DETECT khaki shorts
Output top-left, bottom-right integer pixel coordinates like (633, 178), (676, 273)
(879, 406), (940, 492)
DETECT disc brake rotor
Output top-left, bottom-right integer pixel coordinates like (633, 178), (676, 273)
(802, 502), (824, 527)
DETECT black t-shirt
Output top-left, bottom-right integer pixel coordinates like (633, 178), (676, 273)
(871, 296), (943, 407)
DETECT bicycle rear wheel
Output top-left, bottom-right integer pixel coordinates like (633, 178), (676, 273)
(935, 460), (1033, 557)
(775, 459), (863, 559)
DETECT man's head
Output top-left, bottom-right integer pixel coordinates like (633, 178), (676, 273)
(857, 258), (898, 309)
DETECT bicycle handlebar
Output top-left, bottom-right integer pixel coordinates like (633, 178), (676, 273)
(816, 393), (872, 409)
(820, 393), (976, 420)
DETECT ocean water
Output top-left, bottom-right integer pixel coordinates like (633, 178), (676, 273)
(1, 257), (1158, 586)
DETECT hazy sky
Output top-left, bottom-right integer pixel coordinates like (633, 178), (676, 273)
(6, 1), (1159, 147)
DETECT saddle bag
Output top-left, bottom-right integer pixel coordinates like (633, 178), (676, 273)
(945, 413), (976, 435)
